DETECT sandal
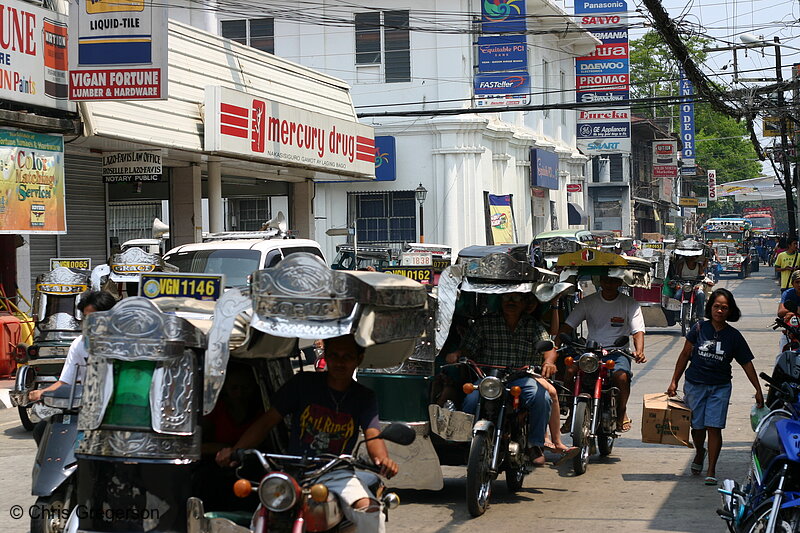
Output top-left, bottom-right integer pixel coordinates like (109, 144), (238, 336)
(553, 446), (580, 466)
(704, 476), (718, 486)
(690, 449), (706, 476)
(617, 417), (633, 433)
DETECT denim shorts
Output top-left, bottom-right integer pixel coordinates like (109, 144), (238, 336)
(606, 351), (632, 377)
(684, 380), (732, 429)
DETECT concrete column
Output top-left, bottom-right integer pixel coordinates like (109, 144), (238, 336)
(170, 165), (202, 246)
(207, 158), (223, 233)
(292, 180), (314, 239)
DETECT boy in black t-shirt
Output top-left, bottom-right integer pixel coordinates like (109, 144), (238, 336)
(216, 334), (396, 533)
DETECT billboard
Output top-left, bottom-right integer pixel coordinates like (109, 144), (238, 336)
(102, 150), (163, 183)
(204, 86), (376, 178)
(531, 149), (559, 190)
(575, 0), (630, 155)
(474, 72), (531, 107)
(679, 73), (696, 170)
(0, 0), (73, 111)
(0, 129), (65, 234)
(477, 36), (528, 72)
(68, 0), (168, 100)
(374, 136), (396, 182)
(487, 194), (517, 244)
(481, 0), (527, 33)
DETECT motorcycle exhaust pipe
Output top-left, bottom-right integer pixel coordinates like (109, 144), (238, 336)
(383, 492), (401, 510)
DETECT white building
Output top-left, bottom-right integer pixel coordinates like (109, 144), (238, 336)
(195, 0), (599, 257)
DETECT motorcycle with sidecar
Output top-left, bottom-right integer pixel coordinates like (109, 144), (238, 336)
(62, 252), (428, 533)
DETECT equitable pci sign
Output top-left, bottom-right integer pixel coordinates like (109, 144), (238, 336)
(102, 150), (162, 182)
(68, 0), (168, 100)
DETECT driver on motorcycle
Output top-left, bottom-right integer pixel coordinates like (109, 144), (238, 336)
(671, 256), (714, 318)
(777, 270), (800, 351)
(216, 334), (397, 533)
(445, 292), (559, 465)
(558, 275), (646, 433)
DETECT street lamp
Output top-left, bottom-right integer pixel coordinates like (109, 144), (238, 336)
(415, 183), (427, 243)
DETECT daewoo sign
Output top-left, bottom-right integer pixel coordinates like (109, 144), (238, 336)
(204, 86), (375, 178)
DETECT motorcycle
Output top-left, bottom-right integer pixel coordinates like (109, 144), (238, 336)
(718, 373), (800, 533)
(674, 279), (704, 338)
(456, 339), (555, 517)
(559, 335), (631, 475)
(29, 384), (81, 533)
(188, 423), (415, 533)
(765, 300), (800, 408)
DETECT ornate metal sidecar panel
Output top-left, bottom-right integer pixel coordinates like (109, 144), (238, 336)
(462, 253), (537, 282)
(76, 429), (200, 462)
(151, 350), (197, 435)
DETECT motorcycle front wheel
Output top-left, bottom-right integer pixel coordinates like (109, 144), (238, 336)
(571, 401), (591, 475)
(681, 302), (693, 337)
(740, 502), (800, 533)
(31, 489), (71, 533)
(19, 404), (38, 431)
(597, 432), (615, 456)
(466, 432), (493, 517)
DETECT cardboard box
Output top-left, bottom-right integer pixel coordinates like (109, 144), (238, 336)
(642, 393), (693, 447)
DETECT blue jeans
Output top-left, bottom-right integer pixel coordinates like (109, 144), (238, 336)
(462, 376), (551, 447)
(674, 286), (706, 319)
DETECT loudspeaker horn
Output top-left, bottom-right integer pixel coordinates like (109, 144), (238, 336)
(152, 217), (169, 239)
(261, 211), (288, 234)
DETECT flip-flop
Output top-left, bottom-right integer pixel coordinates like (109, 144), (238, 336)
(554, 446), (580, 466)
(617, 418), (633, 433)
(690, 449), (706, 476)
(704, 476), (717, 486)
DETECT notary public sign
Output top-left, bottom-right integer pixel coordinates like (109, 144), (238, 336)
(102, 150), (163, 182)
(68, 0), (168, 100)
(204, 86), (376, 178)
(0, 0), (73, 110)
(140, 272), (224, 301)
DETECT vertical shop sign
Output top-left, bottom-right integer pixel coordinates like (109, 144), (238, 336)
(680, 71), (696, 174)
(0, 129), (65, 234)
(574, 0), (631, 155)
(486, 194), (517, 244)
(68, 0), (168, 100)
(708, 170), (717, 201)
(475, 0), (529, 107)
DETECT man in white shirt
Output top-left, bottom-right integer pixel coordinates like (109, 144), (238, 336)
(29, 291), (116, 401)
(558, 276), (646, 433)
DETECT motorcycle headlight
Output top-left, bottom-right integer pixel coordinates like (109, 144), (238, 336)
(578, 353), (599, 374)
(258, 473), (300, 512)
(478, 376), (503, 400)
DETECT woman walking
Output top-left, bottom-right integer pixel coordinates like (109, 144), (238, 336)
(666, 288), (764, 486)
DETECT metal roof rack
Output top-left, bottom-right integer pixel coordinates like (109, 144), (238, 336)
(203, 229), (291, 242)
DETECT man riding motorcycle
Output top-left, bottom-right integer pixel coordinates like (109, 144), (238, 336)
(216, 334), (398, 533)
(445, 291), (560, 464)
(558, 275), (646, 433)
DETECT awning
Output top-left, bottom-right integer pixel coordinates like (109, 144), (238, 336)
(568, 202), (588, 225)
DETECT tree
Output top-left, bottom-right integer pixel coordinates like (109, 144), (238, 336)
(630, 31), (762, 219)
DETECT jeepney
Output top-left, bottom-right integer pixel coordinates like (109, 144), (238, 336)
(700, 217), (753, 279)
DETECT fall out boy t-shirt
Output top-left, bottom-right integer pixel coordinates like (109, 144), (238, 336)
(273, 372), (380, 456)
(684, 321), (754, 385)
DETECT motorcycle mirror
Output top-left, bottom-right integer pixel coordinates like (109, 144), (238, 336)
(534, 340), (555, 353)
(785, 300), (798, 313)
(613, 336), (629, 347)
(373, 423), (416, 446)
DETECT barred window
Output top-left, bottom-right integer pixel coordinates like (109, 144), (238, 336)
(348, 191), (417, 244)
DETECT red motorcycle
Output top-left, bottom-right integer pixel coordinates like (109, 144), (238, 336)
(561, 336), (632, 475)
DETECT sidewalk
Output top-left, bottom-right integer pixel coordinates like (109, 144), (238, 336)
(0, 379), (13, 409)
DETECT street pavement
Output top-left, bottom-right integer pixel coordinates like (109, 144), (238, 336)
(0, 268), (784, 533)
(387, 269), (781, 533)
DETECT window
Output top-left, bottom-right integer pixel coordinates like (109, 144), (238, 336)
(164, 249), (261, 288)
(348, 191), (416, 244)
(221, 18), (274, 54)
(354, 10), (410, 83)
(560, 71), (566, 123)
(542, 60), (550, 118)
(227, 196), (288, 231)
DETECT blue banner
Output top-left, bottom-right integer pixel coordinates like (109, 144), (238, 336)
(574, 0), (627, 14)
(482, 0), (527, 33)
(374, 136), (396, 182)
(477, 36), (528, 72)
(679, 72), (696, 168)
(576, 89), (629, 103)
(474, 72), (530, 95)
(531, 149), (559, 190)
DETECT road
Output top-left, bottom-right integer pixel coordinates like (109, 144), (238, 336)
(388, 269), (780, 533)
(0, 269), (782, 533)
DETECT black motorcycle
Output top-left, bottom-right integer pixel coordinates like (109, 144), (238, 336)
(188, 423), (415, 533)
(462, 339), (554, 517)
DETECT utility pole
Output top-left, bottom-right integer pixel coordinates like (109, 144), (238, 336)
(775, 37), (797, 239)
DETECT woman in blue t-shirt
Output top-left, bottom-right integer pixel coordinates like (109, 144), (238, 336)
(667, 288), (764, 486)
